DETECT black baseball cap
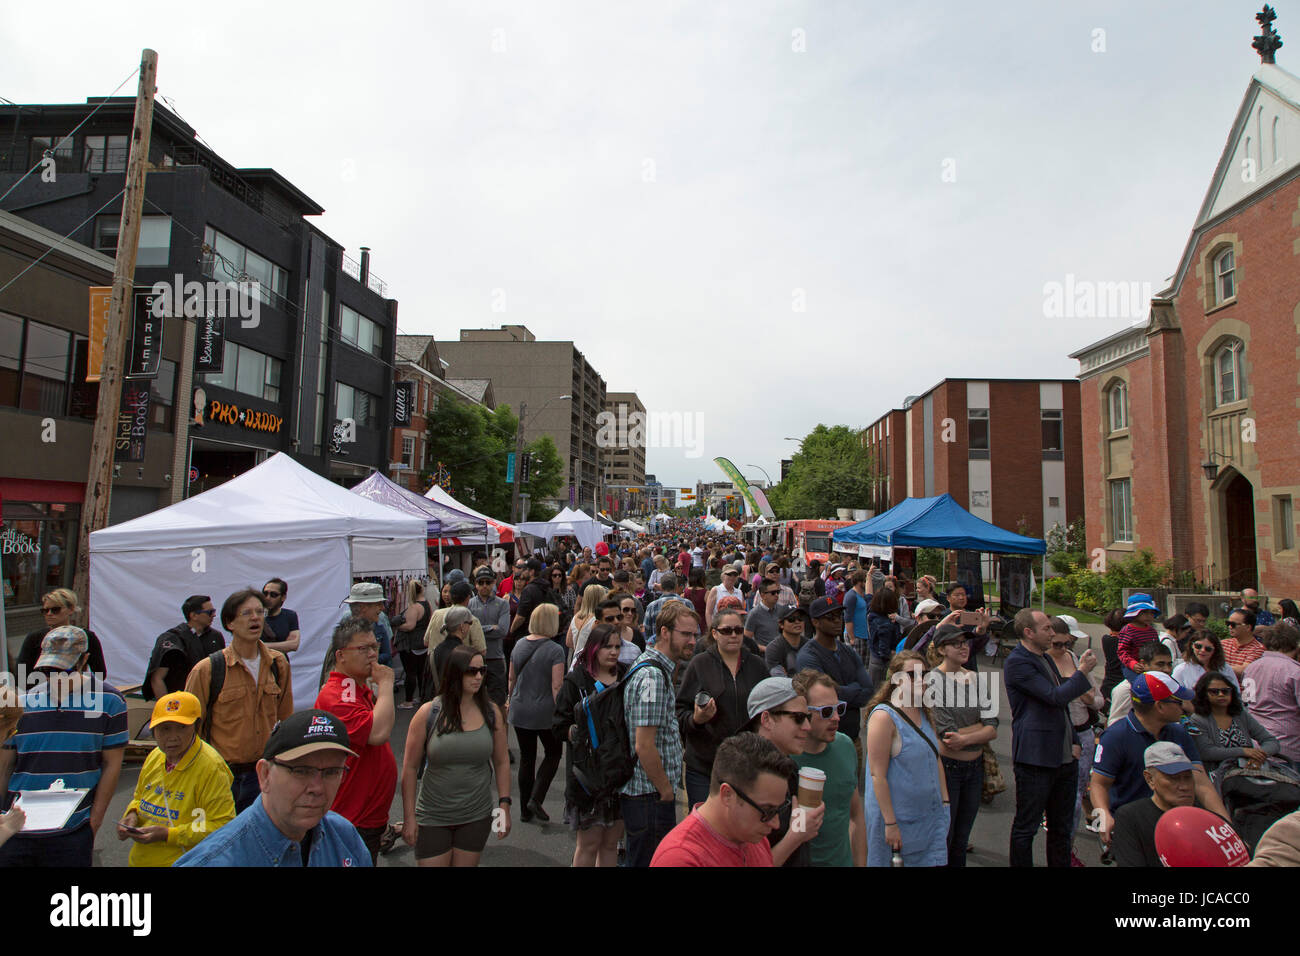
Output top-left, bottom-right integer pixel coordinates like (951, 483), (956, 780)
(779, 605), (808, 623)
(809, 597), (842, 619)
(474, 567), (495, 582)
(263, 709), (358, 762)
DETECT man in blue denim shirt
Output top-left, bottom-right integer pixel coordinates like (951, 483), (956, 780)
(176, 709), (371, 867)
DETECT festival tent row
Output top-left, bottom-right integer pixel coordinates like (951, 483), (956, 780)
(517, 507), (608, 550)
(350, 471), (491, 577)
(88, 453), (427, 707)
(424, 484), (511, 546)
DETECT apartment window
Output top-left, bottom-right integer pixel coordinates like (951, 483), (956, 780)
(1213, 339), (1247, 407)
(1041, 409), (1063, 452)
(201, 225), (288, 307)
(1214, 248), (1235, 305)
(336, 382), (378, 429)
(968, 408), (989, 459)
(1276, 496), (1295, 552)
(202, 341), (282, 403)
(1108, 382), (1128, 432)
(94, 217), (120, 255)
(0, 315), (71, 416)
(137, 216), (172, 267)
(1109, 478), (1133, 543)
(1048, 496), (1060, 508)
(339, 304), (383, 357)
(83, 135), (128, 173)
(402, 435), (416, 468)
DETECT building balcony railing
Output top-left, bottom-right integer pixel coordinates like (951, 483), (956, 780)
(340, 253), (389, 298)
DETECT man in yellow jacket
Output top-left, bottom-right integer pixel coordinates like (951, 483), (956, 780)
(117, 691), (235, 866)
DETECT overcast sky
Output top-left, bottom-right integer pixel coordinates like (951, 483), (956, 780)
(2, 0), (1276, 490)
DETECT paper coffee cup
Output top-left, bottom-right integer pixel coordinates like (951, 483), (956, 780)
(797, 767), (826, 808)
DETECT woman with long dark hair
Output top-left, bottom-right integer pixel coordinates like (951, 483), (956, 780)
(1172, 629), (1240, 693)
(553, 623), (627, 866)
(1188, 672), (1279, 776)
(402, 645), (511, 866)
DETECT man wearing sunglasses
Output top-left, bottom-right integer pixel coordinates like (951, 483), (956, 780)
(792, 669), (866, 866)
(144, 594), (225, 700)
(651, 733), (796, 867)
(796, 598), (873, 784)
(260, 578), (301, 655)
(177, 709), (371, 867)
(746, 677), (823, 866)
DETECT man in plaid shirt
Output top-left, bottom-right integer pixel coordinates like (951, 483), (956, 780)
(621, 601), (700, 866)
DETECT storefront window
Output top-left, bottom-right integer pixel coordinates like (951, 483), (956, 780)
(1, 502), (78, 608)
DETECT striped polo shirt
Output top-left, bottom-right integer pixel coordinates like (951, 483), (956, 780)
(3, 675), (128, 836)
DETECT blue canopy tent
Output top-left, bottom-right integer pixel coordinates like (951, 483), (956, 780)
(832, 494), (1046, 610)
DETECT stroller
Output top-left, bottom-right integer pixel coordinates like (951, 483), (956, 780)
(1214, 758), (1300, 852)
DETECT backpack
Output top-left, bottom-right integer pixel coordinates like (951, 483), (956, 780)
(570, 659), (671, 802)
(200, 650), (283, 744)
(797, 575), (817, 605)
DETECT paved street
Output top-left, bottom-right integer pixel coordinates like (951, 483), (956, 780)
(93, 622), (1109, 868)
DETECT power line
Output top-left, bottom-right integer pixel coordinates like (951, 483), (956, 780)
(0, 65), (141, 206)
(0, 188), (126, 298)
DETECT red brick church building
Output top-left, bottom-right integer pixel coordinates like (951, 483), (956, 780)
(1072, 14), (1300, 599)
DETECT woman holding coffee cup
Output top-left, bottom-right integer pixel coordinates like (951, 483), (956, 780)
(863, 651), (949, 866)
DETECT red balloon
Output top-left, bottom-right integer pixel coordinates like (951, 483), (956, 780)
(1154, 806), (1250, 867)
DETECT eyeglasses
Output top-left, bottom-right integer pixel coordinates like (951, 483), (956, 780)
(237, 607), (266, 619)
(1050, 640), (1073, 649)
(1230, 621), (1249, 628)
(271, 759), (348, 782)
(1193, 643), (1214, 652)
(464, 666), (489, 676)
(714, 626), (744, 636)
(1207, 687), (1232, 696)
(41, 606), (65, 614)
(728, 783), (791, 822)
(345, 643), (379, 655)
(198, 608), (215, 616)
(807, 701), (848, 719)
(673, 629), (700, 639)
(769, 709), (811, 725)
(262, 590), (282, 597)
(600, 615), (621, 624)
(763, 590), (780, 597)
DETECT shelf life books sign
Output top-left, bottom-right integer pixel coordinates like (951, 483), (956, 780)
(114, 378), (151, 463)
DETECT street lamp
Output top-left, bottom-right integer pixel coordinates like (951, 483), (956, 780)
(511, 394), (571, 523)
(745, 464), (774, 486)
(1201, 451), (1232, 482)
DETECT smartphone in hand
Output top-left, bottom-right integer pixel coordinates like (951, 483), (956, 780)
(958, 610), (982, 627)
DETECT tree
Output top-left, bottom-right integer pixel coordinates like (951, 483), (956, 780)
(424, 395), (517, 518)
(768, 424), (872, 519)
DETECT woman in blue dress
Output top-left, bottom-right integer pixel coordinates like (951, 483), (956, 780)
(863, 650), (950, 866)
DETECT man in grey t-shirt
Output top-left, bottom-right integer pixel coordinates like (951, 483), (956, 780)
(745, 581), (787, 654)
(470, 568), (512, 707)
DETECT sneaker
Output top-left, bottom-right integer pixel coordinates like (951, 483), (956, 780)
(527, 798), (550, 823)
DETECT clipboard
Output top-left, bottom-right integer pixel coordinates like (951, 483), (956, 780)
(17, 779), (89, 832)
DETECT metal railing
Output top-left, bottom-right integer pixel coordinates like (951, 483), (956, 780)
(340, 253), (388, 297)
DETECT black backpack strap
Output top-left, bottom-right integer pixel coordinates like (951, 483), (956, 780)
(883, 702), (940, 761)
(203, 650), (226, 743)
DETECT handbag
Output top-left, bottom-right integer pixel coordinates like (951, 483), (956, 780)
(981, 744), (1006, 800)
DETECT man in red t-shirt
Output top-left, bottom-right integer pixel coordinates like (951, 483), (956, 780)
(651, 732), (794, 867)
(314, 617), (398, 865)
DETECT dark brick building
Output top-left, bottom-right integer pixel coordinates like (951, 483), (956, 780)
(862, 378), (1084, 539)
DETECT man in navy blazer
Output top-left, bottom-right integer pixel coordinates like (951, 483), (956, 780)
(1004, 608), (1097, 867)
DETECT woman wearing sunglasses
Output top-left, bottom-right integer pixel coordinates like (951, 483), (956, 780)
(929, 627), (998, 866)
(15, 588), (107, 679)
(1188, 673), (1279, 776)
(1171, 630), (1240, 695)
(401, 645), (511, 866)
(864, 650), (949, 867)
(676, 608), (770, 808)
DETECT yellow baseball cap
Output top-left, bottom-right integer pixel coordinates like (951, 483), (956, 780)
(149, 691), (202, 728)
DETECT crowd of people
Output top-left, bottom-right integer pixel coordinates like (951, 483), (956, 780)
(3, 519), (1300, 869)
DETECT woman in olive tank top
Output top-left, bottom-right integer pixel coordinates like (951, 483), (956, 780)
(400, 645), (512, 866)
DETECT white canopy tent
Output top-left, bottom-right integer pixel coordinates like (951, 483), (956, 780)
(517, 507), (608, 549)
(89, 453), (427, 707)
(618, 518), (646, 533)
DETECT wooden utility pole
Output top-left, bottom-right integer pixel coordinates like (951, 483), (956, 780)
(71, 49), (158, 607)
